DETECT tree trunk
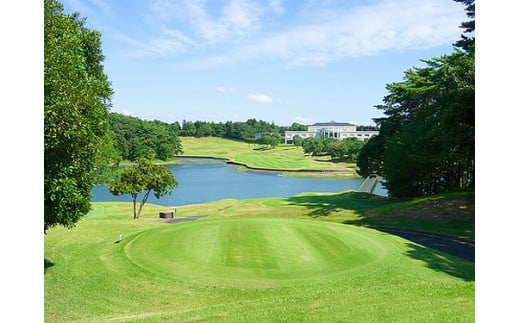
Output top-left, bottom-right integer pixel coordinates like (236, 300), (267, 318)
(136, 189), (151, 219)
(131, 193), (138, 219)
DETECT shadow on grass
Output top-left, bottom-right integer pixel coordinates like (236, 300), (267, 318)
(312, 158), (355, 164)
(253, 146), (272, 151)
(285, 191), (392, 219)
(403, 242), (474, 282)
(285, 191), (474, 280)
(44, 258), (55, 273)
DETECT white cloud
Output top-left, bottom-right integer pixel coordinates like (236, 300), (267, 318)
(135, 0), (265, 59)
(109, 27), (192, 57)
(144, 30), (193, 56)
(216, 86), (237, 93)
(183, 0), (262, 43)
(268, 0), (284, 14)
(247, 94), (273, 104)
(184, 0), (466, 67)
(118, 0), (466, 65)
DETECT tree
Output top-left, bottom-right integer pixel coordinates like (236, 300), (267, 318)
(44, 0), (115, 232)
(453, 0), (474, 53)
(292, 135), (303, 147)
(109, 113), (183, 161)
(357, 0), (474, 197)
(108, 158), (178, 219)
(357, 135), (385, 176)
(302, 137), (318, 155)
(258, 133), (281, 148)
(329, 138), (365, 161)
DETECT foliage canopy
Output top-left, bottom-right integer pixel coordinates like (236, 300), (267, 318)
(109, 112), (183, 161)
(44, 0), (115, 231)
(108, 158), (178, 219)
(302, 137), (365, 162)
(357, 0), (474, 197)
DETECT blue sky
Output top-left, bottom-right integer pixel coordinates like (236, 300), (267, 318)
(60, 0), (467, 126)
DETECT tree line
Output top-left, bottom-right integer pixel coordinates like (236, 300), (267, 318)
(357, 0), (474, 198)
(109, 115), (311, 160)
(110, 114), (380, 160)
(178, 119), (306, 143)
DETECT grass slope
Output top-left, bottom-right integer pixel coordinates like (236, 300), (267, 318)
(45, 192), (474, 322)
(179, 137), (358, 176)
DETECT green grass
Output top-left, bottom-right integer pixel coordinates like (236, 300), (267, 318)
(45, 192), (474, 322)
(179, 137), (358, 176)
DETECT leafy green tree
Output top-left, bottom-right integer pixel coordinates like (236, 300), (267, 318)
(109, 113), (183, 161)
(302, 137), (317, 155)
(329, 138), (365, 161)
(128, 137), (155, 160)
(44, 0), (115, 232)
(258, 133), (281, 148)
(292, 135), (303, 147)
(108, 158), (178, 219)
(181, 120), (196, 136)
(291, 122), (308, 131)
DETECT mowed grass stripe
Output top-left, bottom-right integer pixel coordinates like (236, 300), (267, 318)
(124, 217), (395, 287)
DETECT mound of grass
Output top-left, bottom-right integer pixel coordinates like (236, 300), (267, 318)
(179, 137), (358, 175)
(45, 195), (474, 322)
(126, 217), (390, 288)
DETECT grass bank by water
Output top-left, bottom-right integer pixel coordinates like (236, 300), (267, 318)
(179, 137), (359, 177)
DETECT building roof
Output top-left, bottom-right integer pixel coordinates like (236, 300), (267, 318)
(310, 121), (355, 127)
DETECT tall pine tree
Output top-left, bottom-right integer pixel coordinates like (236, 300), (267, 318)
(357, 0), (474, 197)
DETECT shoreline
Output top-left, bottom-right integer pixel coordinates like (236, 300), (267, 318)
(174, 155), (361, 178)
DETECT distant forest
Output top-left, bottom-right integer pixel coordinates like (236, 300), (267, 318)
(109, 112), (377, 161)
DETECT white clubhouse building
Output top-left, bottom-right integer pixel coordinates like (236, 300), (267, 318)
(284, 121), (379, 144)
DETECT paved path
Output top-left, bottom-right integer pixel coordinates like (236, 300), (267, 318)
(358, 175), (379, 193)
(373, 227), (475, 262)
(163, 215), (207, 224)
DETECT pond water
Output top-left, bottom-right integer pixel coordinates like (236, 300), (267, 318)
(91, 159), (388, 206)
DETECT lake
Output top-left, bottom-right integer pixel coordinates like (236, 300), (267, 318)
(91, 159), (388, 206)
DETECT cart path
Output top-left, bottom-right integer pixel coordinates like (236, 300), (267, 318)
(372, 227), (474, 262)
(162, 215), (207, 224)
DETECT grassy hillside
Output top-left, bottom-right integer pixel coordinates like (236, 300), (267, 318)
(179, 137), (358, 176)
(45, 192), (474, 321)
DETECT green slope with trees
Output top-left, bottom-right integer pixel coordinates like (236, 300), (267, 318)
(180, 137), (359, 175)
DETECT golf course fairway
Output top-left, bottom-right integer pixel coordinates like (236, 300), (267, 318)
(45, 202), (474, 322)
